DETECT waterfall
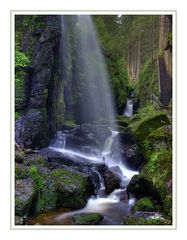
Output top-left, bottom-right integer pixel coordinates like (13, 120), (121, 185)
(123, 99), (133, 117)
(48, 16), (139, 224)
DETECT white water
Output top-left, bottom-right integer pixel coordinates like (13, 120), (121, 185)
(102, 130), (138, 181)
(123, 99), (133, 117)
(51, 16), (138, 224)
(49, 146), (103, 164)
(52, 130), (138, 224)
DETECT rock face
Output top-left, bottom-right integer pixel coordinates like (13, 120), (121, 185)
(15, 16), (65, 149)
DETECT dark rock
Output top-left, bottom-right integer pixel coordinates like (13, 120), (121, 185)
(103, 167), (121, 194)
(64, 124), (111, 151)
(15, 20), (65, 149)
(72, 213), (103, 225)
(20, 108), (49, 149)
(127, 175), (161, 204)
(15, 179), (36, 217)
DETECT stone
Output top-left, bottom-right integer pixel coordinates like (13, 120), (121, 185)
(51, 168), (94, 209)
(103, 167), (121, 194)
(15, 179), (36, 217)
(127, 175), (161, 203)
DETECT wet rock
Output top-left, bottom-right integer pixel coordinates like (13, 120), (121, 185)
(103, 168), (121, 194)
(64, 124), (111, 150)
(72, 213), (103, 225)
(15, 179), (36, 217)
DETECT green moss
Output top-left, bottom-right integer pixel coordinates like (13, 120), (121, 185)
(51, 168), (89, 209)
(132, 197), (156, 213)
(126, 107), (172, 219)
(72, 213), (103, 225)
(64, 120), (77, 128)
(129, 109), (170, 143)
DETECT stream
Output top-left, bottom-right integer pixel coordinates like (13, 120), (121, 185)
(29, 129), (138, 225)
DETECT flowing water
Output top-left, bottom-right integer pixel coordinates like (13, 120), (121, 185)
(123, 99), (133, 117)
(31, 15), (138, 225)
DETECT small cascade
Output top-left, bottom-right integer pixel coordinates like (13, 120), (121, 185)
(103, 130), (119, 154)
(92, 168), (106, 197)
(102, 130), (138, 185)
(50, 131), (66, 149)
(123, 99), (133, 117)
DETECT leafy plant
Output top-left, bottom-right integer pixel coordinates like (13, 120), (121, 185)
(15, 50), (30, 68)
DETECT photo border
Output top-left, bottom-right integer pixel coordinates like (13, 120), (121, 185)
(10, 10), (177, 230)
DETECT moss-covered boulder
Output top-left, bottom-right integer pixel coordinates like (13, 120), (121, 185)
(132, 197), (156, 213)
(127, 175), (161, 203)
(72, 213), (103, 225)
(130, 111), (170, 143)
(51, 168), (93, 209)
(15, 179), (36, 217)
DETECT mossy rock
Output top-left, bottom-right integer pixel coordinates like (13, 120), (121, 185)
(72, 213), (103, 225)
(51, 168), (92, 209)
(130, 112), (170, 143)
(140, 149), (172, 217)
(132, 197), (156, 213)
(15, 179), (36, 217)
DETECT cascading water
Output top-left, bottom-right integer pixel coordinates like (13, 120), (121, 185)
(47, 15), (138, 224)
(123, 99), (133, 117)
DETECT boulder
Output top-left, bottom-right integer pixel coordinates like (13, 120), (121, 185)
(127, 175), (161, 203)
(51, 168), (94, 209)
(103, 167), (121, 194)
